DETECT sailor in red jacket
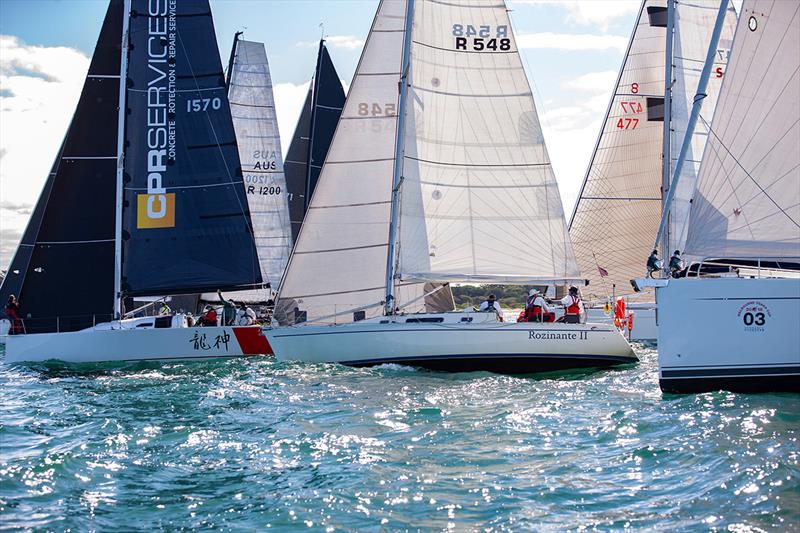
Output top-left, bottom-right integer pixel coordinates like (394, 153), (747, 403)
(5, 294), (23, 334)
(524, 289), (555, 322)
(560, 286), (584, 324)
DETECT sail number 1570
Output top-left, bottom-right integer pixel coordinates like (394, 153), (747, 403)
(453, 24), (511, 51)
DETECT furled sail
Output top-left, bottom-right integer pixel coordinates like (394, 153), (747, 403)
(396, 0), (579, 285)
(0, 0), (123, 333)
(667, 1), (737, 256)
(683, 0), (800, 262)
(121, 0), (262, 297)
(568, 0), (734, 300)
(210, 36), (292, 303)
(284, 41), (346, 242)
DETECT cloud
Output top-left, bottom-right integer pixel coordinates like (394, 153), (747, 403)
(273, 81), (311, 155)
(512, 1), (640, 30)
(516, 32), (628, 51)
(297, 35), (364, 50)
(0, 35), (89, 270)
(563, 70), (618, 92)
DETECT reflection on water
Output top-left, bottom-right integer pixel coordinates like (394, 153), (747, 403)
(1, 345), (797, 530)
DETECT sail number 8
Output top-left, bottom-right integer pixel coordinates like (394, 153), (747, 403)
(186, 97), (222, 113)
(452, 24), (510, 51)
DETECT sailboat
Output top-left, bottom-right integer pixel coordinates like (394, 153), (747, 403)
(265, 0), (637, 373)
(634, 0), (800, 392)
(200, 33), (293, 307)
(284, 39), (347, 243)
(1, 0), (271, 364)
(569, 0), (736, 341)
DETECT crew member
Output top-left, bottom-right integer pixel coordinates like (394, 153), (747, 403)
(479, 294), (503, 321)
(5, 294), (23, 334)
(646, 250), (661, 278)
(525, 289), (553, 322)
(200, 305), (218, 327)
(669, 250), (684, 278)
(217, 289), (237, 326)
(237, 302), (257, 326)
(560, 286), (584, 324)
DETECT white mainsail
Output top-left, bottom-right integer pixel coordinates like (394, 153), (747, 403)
(569, 0), (735, 300)
(667, 1), (737, 256)
(229, 39), (292, 291)
(683, 0), (800, 261)
(278, 0), (580, 323)
(397, 0), (579, 284)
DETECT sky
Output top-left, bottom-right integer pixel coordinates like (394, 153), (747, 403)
(0, 0), (655, 271)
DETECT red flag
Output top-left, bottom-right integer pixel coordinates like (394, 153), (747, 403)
(597, 266), (609, 277)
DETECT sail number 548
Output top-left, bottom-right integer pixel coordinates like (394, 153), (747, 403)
(453, 24), (510, 51)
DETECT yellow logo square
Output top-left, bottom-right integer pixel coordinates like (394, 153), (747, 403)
(137, 193), (175, 229)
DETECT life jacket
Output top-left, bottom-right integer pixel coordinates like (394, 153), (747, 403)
(525, 296), (544, 320)
(565, 295), (582, 315)
(482, 300), (497, 312)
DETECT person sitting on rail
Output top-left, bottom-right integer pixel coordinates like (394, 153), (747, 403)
(669, 250), (684, 278)
(646, 249), (662, 278)
(5, 294), (23, 334)
(199, 305), (218, 327)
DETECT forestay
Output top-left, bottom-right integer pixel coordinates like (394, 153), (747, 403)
(227, 38), (292, 293)
(667, 1), (736, 256)
(683, 0), (800, 262)
(397, 0), (579, 285)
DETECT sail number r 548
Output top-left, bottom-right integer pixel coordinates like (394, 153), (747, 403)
(452, 24), (510, 51)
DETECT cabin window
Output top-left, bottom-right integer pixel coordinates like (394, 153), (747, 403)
(294, 309), (307, 324)
(405, 317), (444, 323)
(154, 316), (172, 329)
(354, 311), (366, 322)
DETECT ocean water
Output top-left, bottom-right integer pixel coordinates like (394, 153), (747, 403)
(0, 344), (797, 531)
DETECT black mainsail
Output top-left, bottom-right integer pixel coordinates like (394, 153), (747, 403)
(0, 0), (262, 332)
(284, 40), (345, 242)
(121, 0), (261, 297)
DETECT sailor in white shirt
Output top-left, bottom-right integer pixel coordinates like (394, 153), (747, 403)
(479, 294), (503, 321)
(560, 286), (585, 324)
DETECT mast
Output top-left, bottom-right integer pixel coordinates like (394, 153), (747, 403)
(654, 0), (728, 253)
(113, 0), (131, 319)
(660, 0), (674, 262)
(384, 0), (415, 316)
(226, 31), (243, 88)
(304, 38), (326, 211)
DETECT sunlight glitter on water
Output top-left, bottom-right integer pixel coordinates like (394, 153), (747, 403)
(0, 345), (798, 530)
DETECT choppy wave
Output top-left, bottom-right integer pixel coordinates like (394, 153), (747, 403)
(1, 345), (797, 530)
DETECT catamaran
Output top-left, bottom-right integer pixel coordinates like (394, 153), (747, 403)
(634, 0), (800, 393)
(1, 0), (272, 363)
(266, 0), (637, 373)
(570, 0), (736, 341)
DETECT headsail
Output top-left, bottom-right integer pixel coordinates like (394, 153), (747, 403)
(226, 37), (292, 293)
(0, 0), (123, 332)
(121, 0), (262, 297)
(277, 0), (408, 324)
(683, 0), (800, 262)
(284, 41), (346, 242)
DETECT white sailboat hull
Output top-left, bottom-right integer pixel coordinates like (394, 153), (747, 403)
(655, 277), (800, 393)
(266, 313), (637, 374)
(4, 324), (272, 364)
